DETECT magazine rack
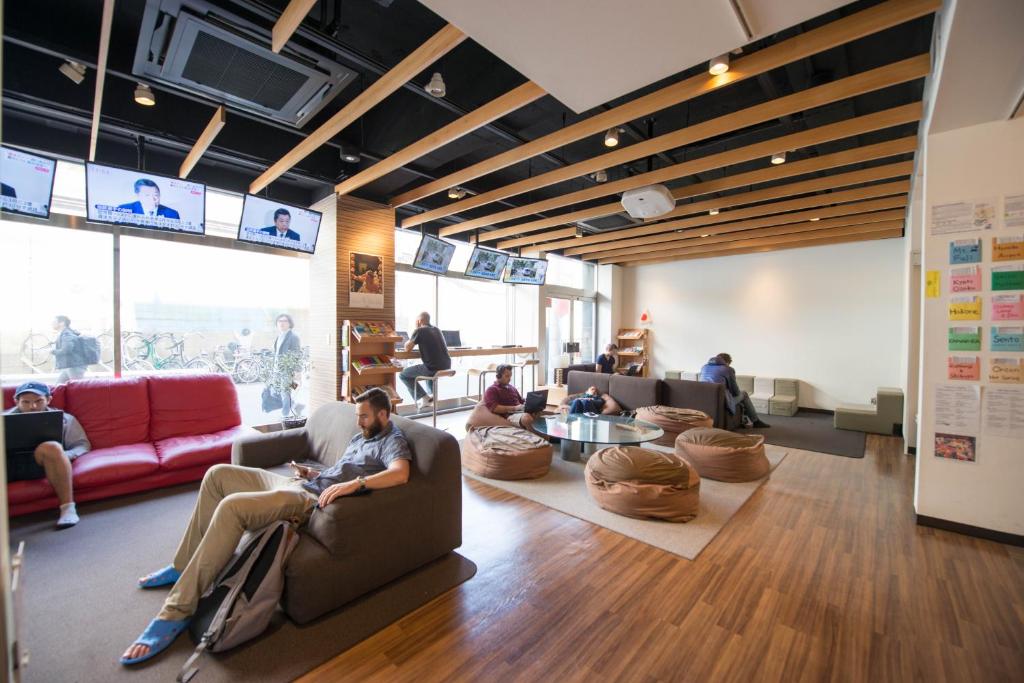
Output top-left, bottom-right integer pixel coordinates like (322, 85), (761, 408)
(341, 320), (403, 405)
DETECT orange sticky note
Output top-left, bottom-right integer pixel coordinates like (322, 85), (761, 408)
(993, 236), (1024, 261)
(947, 356), (980, 381)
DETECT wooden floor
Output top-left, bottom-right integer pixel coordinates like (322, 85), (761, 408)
(300, 431), (1024, 682)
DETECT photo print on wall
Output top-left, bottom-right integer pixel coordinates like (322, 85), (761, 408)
(350, 252), (384, 309)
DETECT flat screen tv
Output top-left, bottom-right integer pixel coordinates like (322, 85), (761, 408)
(412, 234), (456, 274)
(464, 245), (510, 281)
(237, 194), (322, 254)
(0, 146), (57, 219)
(86, 162), (205, 234)
(503, 256), (548, 285)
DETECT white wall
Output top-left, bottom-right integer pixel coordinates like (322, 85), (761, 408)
(620, 238), (907, 410)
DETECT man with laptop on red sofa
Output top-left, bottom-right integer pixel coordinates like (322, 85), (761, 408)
(4, 381), (91, 528)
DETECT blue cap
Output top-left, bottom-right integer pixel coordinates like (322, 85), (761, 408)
(14, 381), (51, 398)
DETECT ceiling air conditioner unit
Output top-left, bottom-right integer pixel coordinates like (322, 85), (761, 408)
(621, 184), (675, 219)
(133, 0), (357, 128)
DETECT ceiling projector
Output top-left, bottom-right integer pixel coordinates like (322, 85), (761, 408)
(620, 184), (676, 219)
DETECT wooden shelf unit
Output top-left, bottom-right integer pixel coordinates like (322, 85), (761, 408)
(616, 328), (650, 377)
(341, 320), (403, 406)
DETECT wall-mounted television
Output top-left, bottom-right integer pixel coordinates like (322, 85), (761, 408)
(0, 146), (57, 219)
(412, 234), (456, 274)
(503, 256), (548, 285)
(86, 162), (205, 234)
(236, 194), (322, 254)
(465, 245), (510, 281)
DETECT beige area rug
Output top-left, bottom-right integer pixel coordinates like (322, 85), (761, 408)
(463, 444), (787, 560)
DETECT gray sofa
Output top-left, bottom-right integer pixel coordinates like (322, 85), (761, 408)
(566, 370), (743, 430)
(231, 402), (462, 624)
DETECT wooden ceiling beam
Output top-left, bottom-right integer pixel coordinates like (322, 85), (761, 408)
(179, 106), (226, 178)
(271, 0), (318, 53)
(334, 81), (545, 196)
(569, 181), (908, 257)
(589, 201), (909, 264)
(437, 100), (922, 238)
(250, 23), (466, 194)
(593, 209), (905, 262)
(619, 228), (904, 267)
(88, 0), (115, 161)
(416, 55), (928, 231)
(496, 226), (579, 250)
(390, 0), (939, 208)
(481, 136), (918, 244)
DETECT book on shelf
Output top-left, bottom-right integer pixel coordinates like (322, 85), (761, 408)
(619, 330), (643, 340)
(360, 384), (401, 402)
(352, 321), (396, 338)
(352, 355), (400, 372)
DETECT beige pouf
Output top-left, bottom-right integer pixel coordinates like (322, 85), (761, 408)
(635, 406), (713, 446)
(674, 428), (768, 482)
(462, 426), (553, 480)
(584, 446), (700, 523)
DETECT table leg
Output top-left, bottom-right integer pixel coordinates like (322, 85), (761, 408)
(560, 439), (581, 462)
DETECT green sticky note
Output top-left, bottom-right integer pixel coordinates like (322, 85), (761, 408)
(948, 327), (981, 351)
(992, 269), (1024, 291)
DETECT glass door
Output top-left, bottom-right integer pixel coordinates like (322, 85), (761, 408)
(544, 297), (572, 385)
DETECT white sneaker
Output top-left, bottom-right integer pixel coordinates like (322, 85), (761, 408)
(57, 503), (79, 530)
(417, 396), (433, 410)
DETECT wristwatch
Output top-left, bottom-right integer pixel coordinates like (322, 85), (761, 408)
(357, 476), (367, 491)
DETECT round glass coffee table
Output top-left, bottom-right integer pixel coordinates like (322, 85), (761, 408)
(533, 413), (665, 462)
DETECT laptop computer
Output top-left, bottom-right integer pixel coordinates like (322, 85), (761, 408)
(441, 330), (464, 348)
(523, 389), (548, 414)
(5, 410), (64, 467)
(394, 330), (409, 351)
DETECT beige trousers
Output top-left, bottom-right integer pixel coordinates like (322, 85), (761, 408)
(160, 464), (316, 620)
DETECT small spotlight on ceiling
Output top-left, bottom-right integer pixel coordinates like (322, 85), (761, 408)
(603, 128), (621, 147)
(59, 60), (87, 85)
(134, 83), (156, 106)
(700, 233), (710, 238)
(447, 187), (468, 200)
(771, 151), (786, 165)
(709, 208), (719, 216)
(425, 72), (446, 98)
(574, 226), (585, 237)
(708, 53), (730, 76)
(339, 146), (361, 164)
(592, 169), (608, 183)
(809, 217), (820, 222)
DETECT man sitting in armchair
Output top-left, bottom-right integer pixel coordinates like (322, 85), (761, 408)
(120, 387), (410, 666)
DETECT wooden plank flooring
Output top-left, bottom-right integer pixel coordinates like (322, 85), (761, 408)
(299, 433), (1024, 682)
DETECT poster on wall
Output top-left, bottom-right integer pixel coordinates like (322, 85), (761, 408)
(992, 265), (1024, 291)
(983, 386), (1024, 438)
(931, 198), (996, 236)
(934, 433), (977, 462)
(349, 252), (384, 309)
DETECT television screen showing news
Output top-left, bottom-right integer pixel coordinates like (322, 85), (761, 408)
(237, 194), (322, 254)
(0, 146), (57, 219)
(86, 162), (205, 234)
(503, 256), (548, 285)
(412, 234), (456, 274)
(465, 246), (510, 281)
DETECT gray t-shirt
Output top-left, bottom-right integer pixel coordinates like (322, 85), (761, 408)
(4, 406), (91, 459)
(410, 325), (451, 372)
(302, 422), (411, 495)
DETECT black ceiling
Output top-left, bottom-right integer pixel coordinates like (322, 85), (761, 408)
(1, 0), (933, 245)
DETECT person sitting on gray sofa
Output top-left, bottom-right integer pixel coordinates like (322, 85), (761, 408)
(120, 387), (410, 666)
(698, 353), (769, 428)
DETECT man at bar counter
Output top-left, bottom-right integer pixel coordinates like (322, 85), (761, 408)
(400, 311), (451, 410)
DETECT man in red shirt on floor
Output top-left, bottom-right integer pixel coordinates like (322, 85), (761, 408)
(483, 364), (536, 430)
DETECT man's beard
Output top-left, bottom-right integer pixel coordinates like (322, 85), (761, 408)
(362, 419), (383, 439)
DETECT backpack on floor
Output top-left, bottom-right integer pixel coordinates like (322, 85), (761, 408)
(177, 520), (299, 683)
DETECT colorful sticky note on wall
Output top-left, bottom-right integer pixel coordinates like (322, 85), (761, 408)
(993, 235), (1024, 261)
(950, 266), (981, 293)
(926, 270), (940, 298)
(949, 295), (982, 320)
(991, 326), (1024, 352)
(988, 358), (1023, 384)
(947, 356), (981, 381)
(948, 326), (981, 351)
(950, 238), (982, 264)
(992, 265), (1024, 291)
(992, 294), (1024, 321)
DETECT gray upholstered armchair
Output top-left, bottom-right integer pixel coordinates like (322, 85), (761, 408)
(231, 402), (462, 624)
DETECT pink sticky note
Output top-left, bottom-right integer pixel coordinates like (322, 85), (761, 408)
(947, 356), (981, 381)
(992, 295), (1024, 321)
(949, 267), (981, 293)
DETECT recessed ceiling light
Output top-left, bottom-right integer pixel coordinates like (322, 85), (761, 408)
(425, 72), (446, 98)
(59, 60), (87, 85)
(809, 217), (820, 222)
(134, 83), (156, 106)
(339, 146), (361, 164)
(709, 208), (719, 216)
(603, 128), (620, 147)
(771, 151), (786, 165)
(447, 187), (468, 200)
(709, 53), (730, 76)
(700, 233), (710, 237)
(592, 169), (608, 183)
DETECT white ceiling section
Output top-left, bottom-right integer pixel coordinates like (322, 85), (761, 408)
(421, 0), (851, 113)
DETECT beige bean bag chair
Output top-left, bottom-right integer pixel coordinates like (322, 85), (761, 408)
(462, 426), (553, 480)
(635, 406), (712, 446)
(465, 401), (537, 432)
(559, 392), (622, 415)
(584, 446), (700, 522)
(674, 428), (768, 482)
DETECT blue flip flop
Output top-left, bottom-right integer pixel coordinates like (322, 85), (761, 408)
(120, 617), (191, 665)
(138, 564), (181, 588)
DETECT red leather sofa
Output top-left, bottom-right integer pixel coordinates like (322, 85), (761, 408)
(4, 374), (254, 516)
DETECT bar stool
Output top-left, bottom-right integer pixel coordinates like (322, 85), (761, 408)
(466, 363), (497, 401)
(415, 369), (456, 427)
(514, 358), (540, 393)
